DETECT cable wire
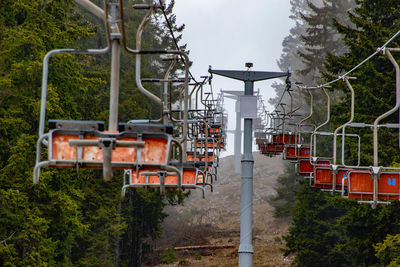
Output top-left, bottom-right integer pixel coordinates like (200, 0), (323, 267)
(158, 0), (198, 83)
(298, 29), (400, 89)
(274, 75), (291, 110)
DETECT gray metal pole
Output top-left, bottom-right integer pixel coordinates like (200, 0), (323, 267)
(234, 101), (242, 174)
(238, 81), (254, 267)
(210, 67), (289, 267)
(109, 39), (120, 131)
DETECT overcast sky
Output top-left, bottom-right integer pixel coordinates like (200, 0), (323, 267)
(172, 0), (294, 156)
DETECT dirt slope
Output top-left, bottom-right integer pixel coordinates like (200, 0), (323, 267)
(145, 153), (292, 266)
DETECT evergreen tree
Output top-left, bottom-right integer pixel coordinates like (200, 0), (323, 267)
(374, 233), (400, 266)
(284, 183), (348, 267)
(267, 162), (300, 217)
(299, 0), (355, 82)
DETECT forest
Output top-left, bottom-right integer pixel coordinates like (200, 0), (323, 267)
(2, 0), (400, 266)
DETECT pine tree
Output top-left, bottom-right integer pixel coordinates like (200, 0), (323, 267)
(267, 162), (300, 217)
(284, 183), (349, 267)
(299, 0), (355, 82)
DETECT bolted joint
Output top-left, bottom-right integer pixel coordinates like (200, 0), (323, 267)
(99, 138), (117, 149)
(371, 166), (382, 175)
(241, 153), (254, 162)
(110, 32), (122, 40)
(238, 244), (254, 254)
(331, 164), (338, 173)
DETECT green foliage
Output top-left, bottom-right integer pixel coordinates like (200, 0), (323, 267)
(374, 234), (400, 267)
(267, 162), (300, 217)
(194, 252), (202, 260)
(160, 245), (178, 264)
(285, 184), (400, 266)
(284, 183), (349, 267)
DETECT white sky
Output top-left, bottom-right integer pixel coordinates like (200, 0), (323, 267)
(172, 0), (294, 156)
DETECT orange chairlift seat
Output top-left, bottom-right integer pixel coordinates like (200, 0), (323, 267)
(272, 133), (298, 145)
(209, 124), (221, 135)
(297, 158), (330, 177)
(256, 130), (283, 156)
(281, 122), (308, 160)
(186, 150), (214, 163)
(186, 140), (216, 188)
(258, 140), (282, 157)
(347, 169), (400, 200)
(297, 151), (332, 178)
(284, 145), (310, 160)
(268, 143), (284, 154)
(281, 121), (309, 160)
(308, 86), (338, 188)
(272, 131), (295, 149)
(255, 132), (269, 155)
(208, 119), (226, 151)
(260, 145), (275, 157)
(34, 121), (177, 182)
(296, 139), (331, 179)
(122, 163), (207, 195)
(187, 150), (216, 179)
(120, 120), (214, 195)
(172, 116), (217, 191)
(195, 137), (221, 149)
(312, 130), (361, 190)
(281, 106), (309, 159)
(193, 134), (220, 168)
(314, 166), (349, 189)
(257, 112), (279, 156)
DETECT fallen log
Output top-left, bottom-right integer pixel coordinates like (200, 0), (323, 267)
(174, 244), (236, 251)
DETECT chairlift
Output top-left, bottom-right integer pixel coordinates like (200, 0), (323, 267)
(346, 48), (400, 207)
(34, 1), (202, 197)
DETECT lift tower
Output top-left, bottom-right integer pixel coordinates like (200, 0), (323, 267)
(221, 90), (244, 174)
(209, 65), (289, 267)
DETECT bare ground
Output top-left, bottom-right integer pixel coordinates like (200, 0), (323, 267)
(144, 153), (292, 267)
